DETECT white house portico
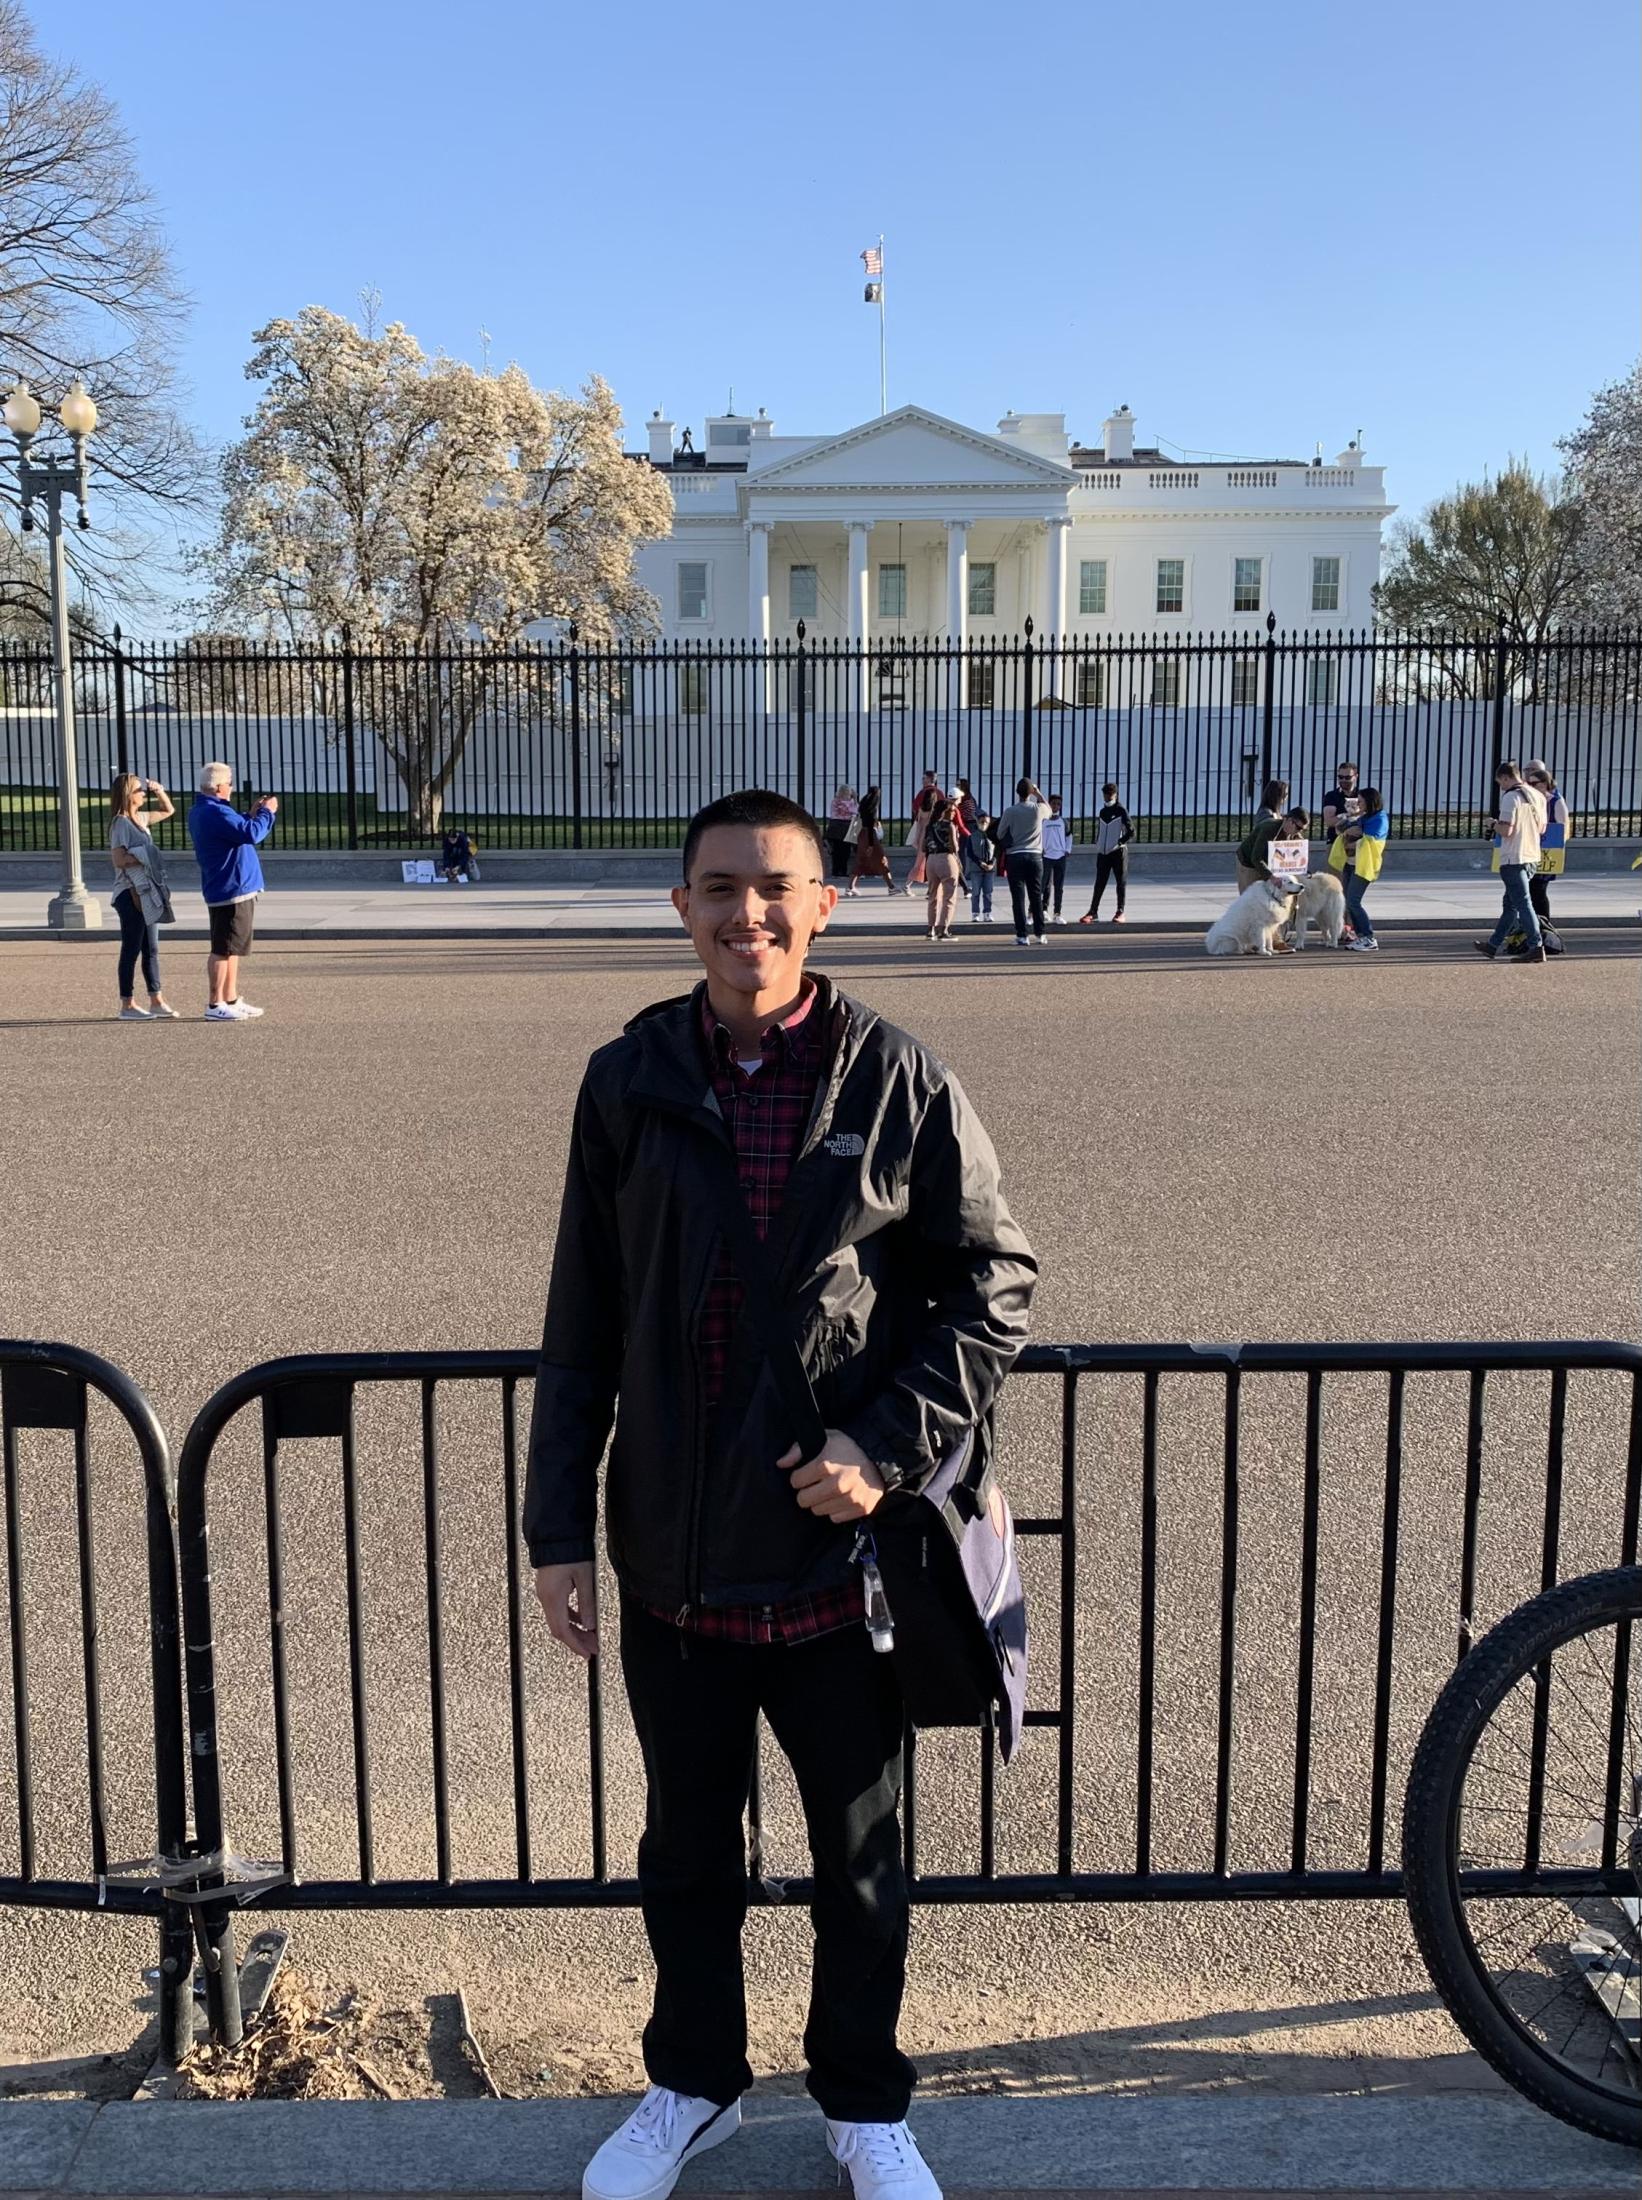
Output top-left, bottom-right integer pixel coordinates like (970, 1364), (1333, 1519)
(634, 400), (1394, 656)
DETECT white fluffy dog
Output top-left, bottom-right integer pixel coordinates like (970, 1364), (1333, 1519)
(1204, 877), (1297, 957)
(1291, 870), (1346, 951)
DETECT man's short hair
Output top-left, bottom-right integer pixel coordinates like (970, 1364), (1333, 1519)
(1015, 777), (1036, 800)
(1102, 782), (1117, 797)
(1337, 760), (1359, 775)
(681, 790), (826, 881)
(199, 761), (232, 793)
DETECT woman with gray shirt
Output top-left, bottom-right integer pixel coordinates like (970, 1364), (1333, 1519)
(109, 773), (180, 1019)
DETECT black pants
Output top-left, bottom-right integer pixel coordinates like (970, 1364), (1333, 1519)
(620, 1599), (913, 2121)
(827, 830), (853, 879)
(1043, 854), (1068, 915)
(1089, 849), (1127, 916)
(114, 886), (160, 999)
(1006, 851), (1046, 939)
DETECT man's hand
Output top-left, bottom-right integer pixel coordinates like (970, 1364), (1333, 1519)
(534, 1561), (599, 1659)
(779, 1430), (887, 1524)
(259, 794), (280, 813)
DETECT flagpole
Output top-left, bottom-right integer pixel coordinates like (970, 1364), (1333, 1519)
(877, 233), (887, 415)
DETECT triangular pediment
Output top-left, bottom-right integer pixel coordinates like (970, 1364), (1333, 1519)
(746, 406), (1075, 490)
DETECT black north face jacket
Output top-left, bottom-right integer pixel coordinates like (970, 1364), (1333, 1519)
(523, 974), (1037, 1616)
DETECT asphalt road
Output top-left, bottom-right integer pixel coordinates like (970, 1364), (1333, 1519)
(0, 927), (1637, 2102)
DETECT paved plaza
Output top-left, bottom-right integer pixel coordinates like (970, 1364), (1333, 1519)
(0, 928), (1637, 2129)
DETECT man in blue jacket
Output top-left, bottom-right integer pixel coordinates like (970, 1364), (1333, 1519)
(188, 762), (278, 1021)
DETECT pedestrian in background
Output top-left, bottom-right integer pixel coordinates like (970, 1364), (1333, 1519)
(1081, 783), (1133, 925)
(922, 794), (962, 941)
(825, 784), (859, 880)
(964, 810), (998, 923)
(108, 773), (180, 1021)
(846, 786), (895, 894)
(188, 761), (278, 1021)
(905, 767), (941, 893)
(1041, 795), (1073, 924)
(1524, 760), (1569, 955)
(1238, 780), (1291, 892)
(1475, 762), (1547, 964)
(440, 824), (477, 883)
(1329, 786), (1388, 952)
(996, 777), (1051, 947)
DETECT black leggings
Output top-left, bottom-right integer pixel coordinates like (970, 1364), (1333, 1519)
(115, 886), (160, 1000)
(1089, 848), (1128, 915)
(1528, 873), (1554, 923)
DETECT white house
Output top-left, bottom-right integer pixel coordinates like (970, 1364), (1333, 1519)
(634, 401), (1393, 649)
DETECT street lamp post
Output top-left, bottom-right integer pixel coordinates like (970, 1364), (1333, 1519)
(4, 376), (103, 930)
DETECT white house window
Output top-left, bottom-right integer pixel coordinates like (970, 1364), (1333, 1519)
(707, 423), (751, 448)
(1155, 559), (1185, 615)
(967, 661), (996, 708)
(1311, 556), (1341, 613)
(789, 564), (818, 621)
(1233, 557), (1262, 614)
(677, 562), (709, 621)
(1153, 658), (1182, 706)
(1075, 658), (1106, 706)
(968, 562), (996, 617)
(1307, 658), (1339, 706)
(1079, 559), (1108, 615)
(878, 564), (907, 618)
(1230, 658), (1260, 707)
(679, 663), (708, 715)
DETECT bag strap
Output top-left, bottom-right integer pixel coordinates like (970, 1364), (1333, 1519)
(709, 1155), (830, 1461)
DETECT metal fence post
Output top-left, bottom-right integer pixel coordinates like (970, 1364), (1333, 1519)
(111, 623), (129, 779)
(794, 620), (808, 812)
(1260, 611), (1277, 792)
(1489, 616), (1509, 784)
(1022, 617), (1036, 782)
(567, 624), (584, 850)
(340, 624), (359, 851)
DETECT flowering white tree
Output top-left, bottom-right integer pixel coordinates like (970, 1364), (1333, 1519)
(1559, 364), (1642, 626)
(207, 306), (671, 828)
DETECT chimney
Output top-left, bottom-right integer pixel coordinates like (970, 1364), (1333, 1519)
(750, 406), (774, 440)
(1336, 439), (1361, 468)
(1103, 404), (1134, 463)
(647, 410), (674, 465)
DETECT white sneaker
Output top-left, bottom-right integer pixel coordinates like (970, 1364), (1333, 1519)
(228, 999), (265, 1018)
(118, 1004), (151, 1020)
(1031, 934), (1049, 946)
(582, 2087), (739, 2200)
(148, 1002), (181, 1019)
(826, 2118), (941, 2198)
(204, 1003), (239, 1021)
(1014, 936), (1029, 947)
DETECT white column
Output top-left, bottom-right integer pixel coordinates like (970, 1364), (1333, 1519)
(847, 520), (872, 712)
(945, 518), (970, 712)
(1042, 514), (1071, 696)
(746, 519), (772, 711)
(746, 519), (771, 645)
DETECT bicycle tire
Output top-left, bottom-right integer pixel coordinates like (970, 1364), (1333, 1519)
(1402, 1564), (1642, 2149)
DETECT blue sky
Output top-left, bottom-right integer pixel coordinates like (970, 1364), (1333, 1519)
(59, 0), (1640, 603)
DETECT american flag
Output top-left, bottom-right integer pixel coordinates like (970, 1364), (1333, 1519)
(860, 246), (883, 275)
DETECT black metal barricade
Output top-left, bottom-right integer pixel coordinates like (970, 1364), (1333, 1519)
(0, 1341), (194, 2066)
(170, 1339), (1642, 2050)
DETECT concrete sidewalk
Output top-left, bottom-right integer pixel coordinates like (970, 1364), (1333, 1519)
(1, 2093), (1635, 2197)
(1, 873), (1637, 939)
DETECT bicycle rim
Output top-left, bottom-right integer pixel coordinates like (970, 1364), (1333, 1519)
(1439, 1580), (1641, 2129)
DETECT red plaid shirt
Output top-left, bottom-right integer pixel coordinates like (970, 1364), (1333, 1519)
(650, 982), (866, 1647)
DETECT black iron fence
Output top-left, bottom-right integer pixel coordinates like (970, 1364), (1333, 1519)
(2, 623), (1638, 853)
(3, 1334), (1637, 2061)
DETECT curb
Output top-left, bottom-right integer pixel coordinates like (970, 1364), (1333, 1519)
(2, 918), (1635, 945)
(0, 2092), (1633, 2196)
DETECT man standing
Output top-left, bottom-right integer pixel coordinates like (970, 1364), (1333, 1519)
(994, 777), (1052, 946)
(1320, 762), (1360, 929)
(526, 789), (1035, 2200)
(1475, 761), (1548, 964)
(1081, 783), (1134, 924)
(188, 763), (277, 1021)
